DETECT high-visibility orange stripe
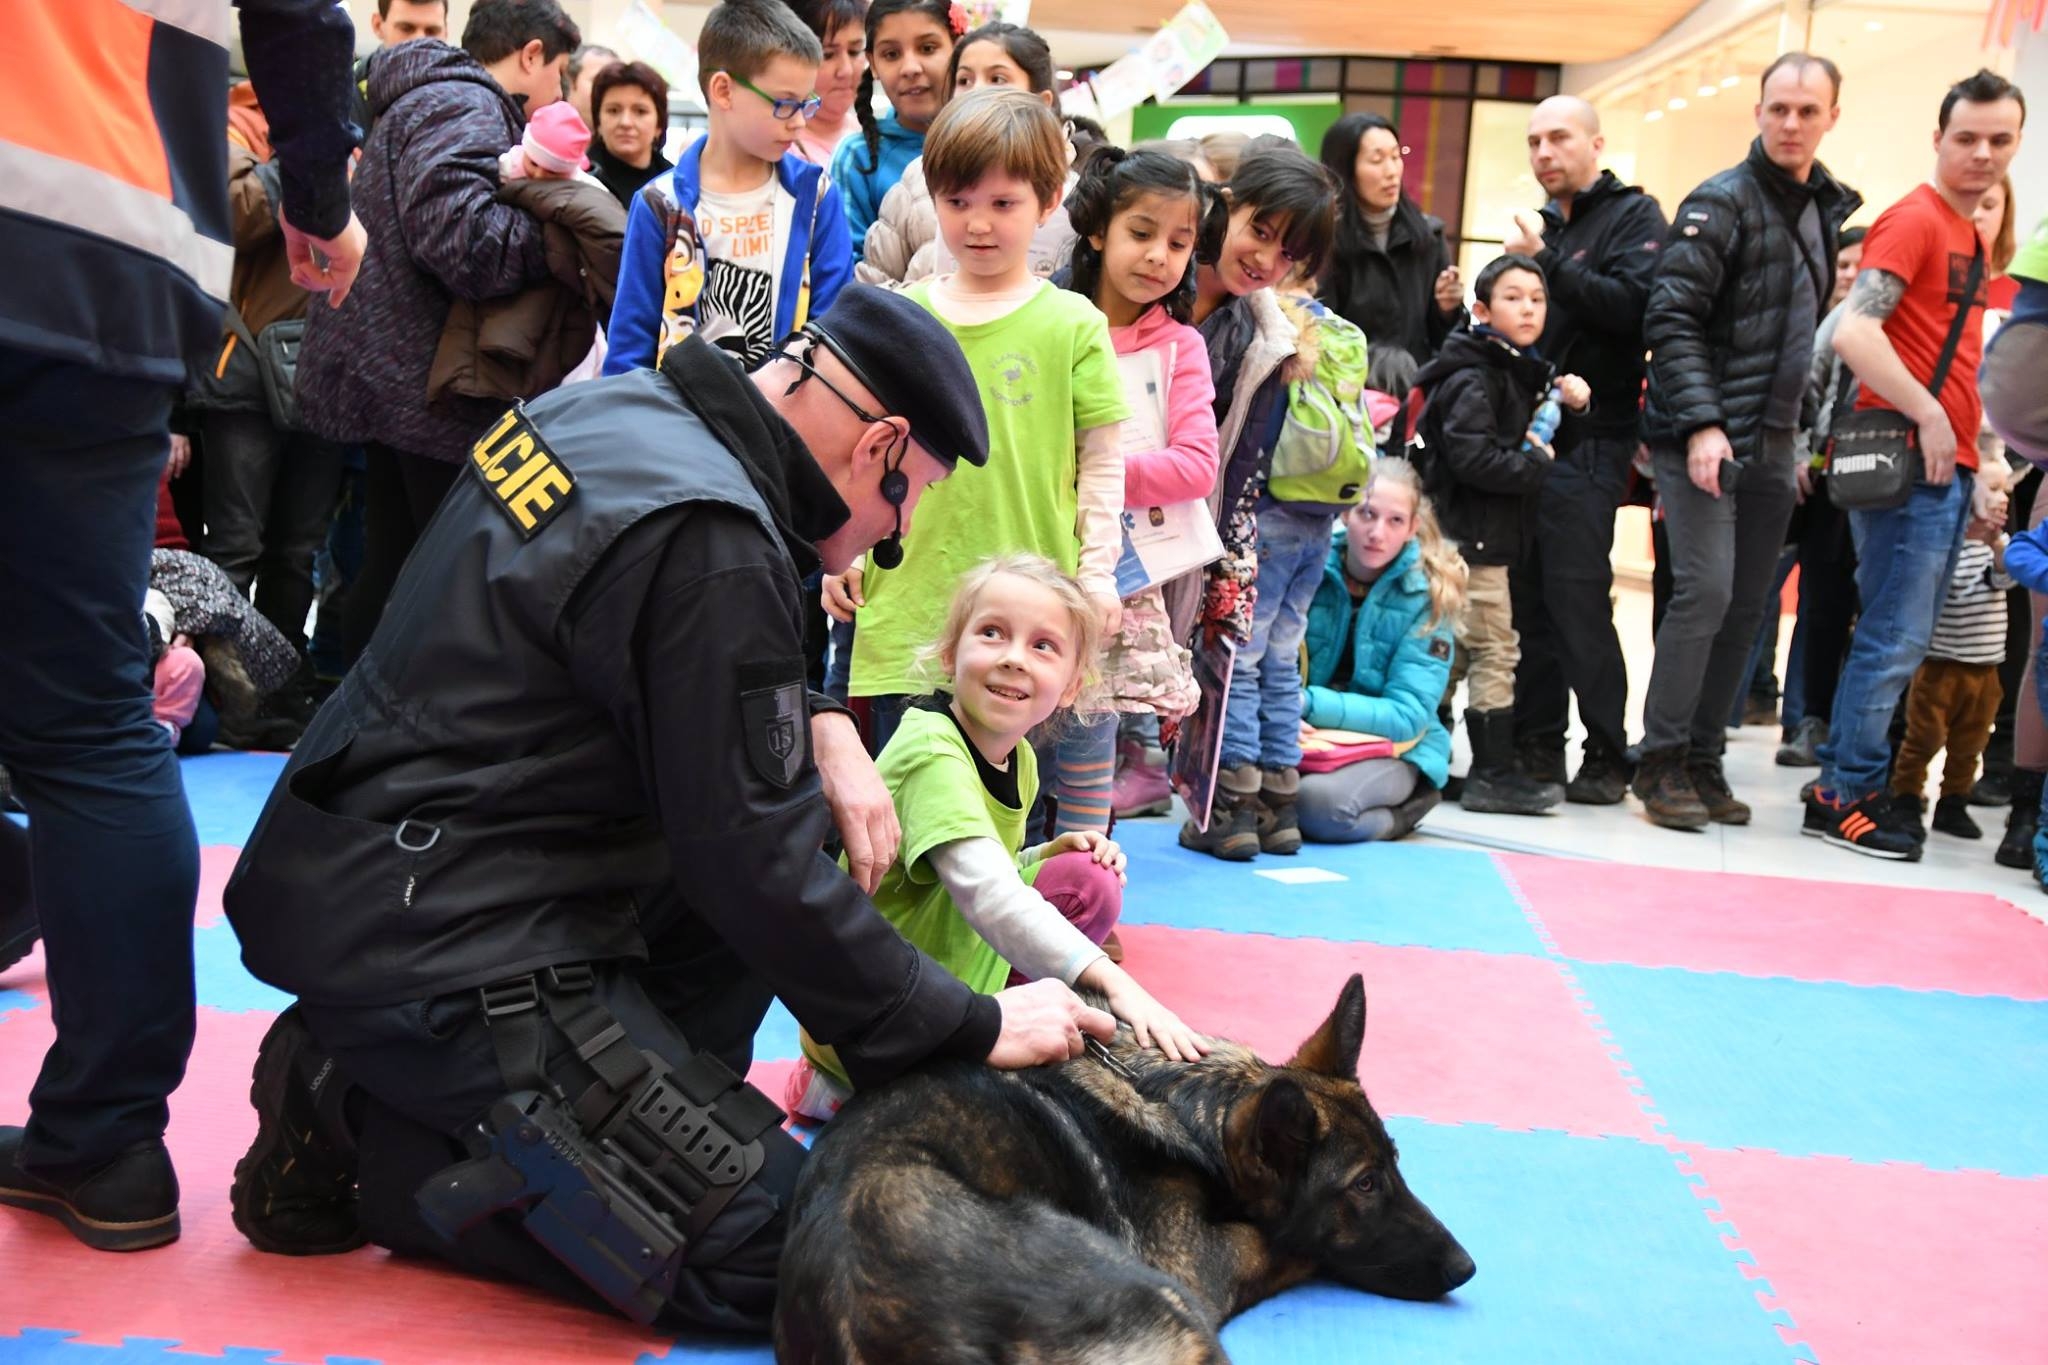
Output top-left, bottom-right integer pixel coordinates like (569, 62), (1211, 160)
(0, 0), (172, 199)
(214, 332), (238, 379)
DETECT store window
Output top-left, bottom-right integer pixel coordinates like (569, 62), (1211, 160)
(1457, 99), (1544, 290)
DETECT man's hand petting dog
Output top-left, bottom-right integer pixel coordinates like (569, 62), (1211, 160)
(988, 979), (1116, 1068)
(1038, 829), (1127, 884)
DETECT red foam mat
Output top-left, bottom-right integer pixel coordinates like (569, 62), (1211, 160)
(1500, 855), (2048, 999)
(1682, 1145), (2048, 1363)
(0, 1004), (797, 1364)
(1115, 924), (1657, 1139)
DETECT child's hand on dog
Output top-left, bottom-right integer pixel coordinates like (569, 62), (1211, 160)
(1042, 829), (1128, 884)
(1079, 961), (1209, 1063)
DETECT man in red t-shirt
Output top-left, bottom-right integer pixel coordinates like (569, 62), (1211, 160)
(1813, 68), (2025, 859)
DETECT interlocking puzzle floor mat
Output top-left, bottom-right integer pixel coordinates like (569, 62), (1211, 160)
(4, 752), (2046, 1364)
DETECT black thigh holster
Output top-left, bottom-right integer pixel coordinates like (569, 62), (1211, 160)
(413, 965), (785, 1324)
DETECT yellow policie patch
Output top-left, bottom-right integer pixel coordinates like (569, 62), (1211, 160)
(469, 405), (576, 539)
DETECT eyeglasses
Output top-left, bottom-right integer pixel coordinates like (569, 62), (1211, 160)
(723, 72), (823, 122)
(780, 332), (904, 447)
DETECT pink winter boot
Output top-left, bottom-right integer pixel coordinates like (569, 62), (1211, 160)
(1111, 736), (1173, 818)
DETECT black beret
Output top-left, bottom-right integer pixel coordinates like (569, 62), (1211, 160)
(803, 284), (990, 469)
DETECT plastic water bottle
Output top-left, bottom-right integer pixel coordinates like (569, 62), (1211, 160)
(1524, 385), (1562, 452)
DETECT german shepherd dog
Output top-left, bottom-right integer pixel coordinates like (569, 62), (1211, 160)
(774, 975), (1475, 1363)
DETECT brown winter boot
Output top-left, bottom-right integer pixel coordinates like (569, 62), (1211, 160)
(1180, 764), (1263, 861)
(1258, 766), (1303, 855)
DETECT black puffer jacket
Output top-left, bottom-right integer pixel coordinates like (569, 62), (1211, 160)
(298, 42), (554, 457)
(1321, 196), (1463, 363)
(1641, 139), (1860, 453)
(1533, 171), (1668, 440)
(1411, 327), (1556, 567)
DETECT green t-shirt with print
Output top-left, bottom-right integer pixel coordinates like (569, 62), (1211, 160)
(848, 281), (1128, 696)
(801, 703), (1040, 1087)
(2013, 217), (2048, 284)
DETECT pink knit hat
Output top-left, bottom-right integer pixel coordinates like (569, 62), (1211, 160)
(523, 103), (592, 173)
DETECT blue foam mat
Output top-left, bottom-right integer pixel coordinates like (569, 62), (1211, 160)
(1113, 819), (1545, 956)
(1569, 960), (2048, 1174)
(178, 752), (287, 847)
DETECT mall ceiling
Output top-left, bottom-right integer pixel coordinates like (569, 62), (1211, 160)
(1029, 0), (1704, 65)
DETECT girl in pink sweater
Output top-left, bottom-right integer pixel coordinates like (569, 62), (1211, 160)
(1054, 148), (1223, 834)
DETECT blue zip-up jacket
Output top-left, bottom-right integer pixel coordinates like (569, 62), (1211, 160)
(829, 113), (925, 261)
(1300, 534), (1455, 788)
(604, 137), (852, 375)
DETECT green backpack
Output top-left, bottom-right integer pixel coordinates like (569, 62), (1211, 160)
(1267, 302), (1374, 505)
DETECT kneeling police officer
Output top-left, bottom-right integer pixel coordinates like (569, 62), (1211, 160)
(221, 286), (1115, 1329)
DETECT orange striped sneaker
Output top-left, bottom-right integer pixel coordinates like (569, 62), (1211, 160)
(1821, 791), (1923, 861)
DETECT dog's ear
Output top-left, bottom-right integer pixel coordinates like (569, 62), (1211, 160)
(1287, 974), (1366, 1080)
(1253, 1077), (1319, 1180)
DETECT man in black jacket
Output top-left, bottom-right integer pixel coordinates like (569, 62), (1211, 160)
(1632, 53), (1859, 831)
(1503, 96), (1668, 804)
(220, 286), (1113, 1328)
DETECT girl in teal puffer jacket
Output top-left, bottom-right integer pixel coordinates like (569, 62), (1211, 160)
(1299, 458), (1468, 841)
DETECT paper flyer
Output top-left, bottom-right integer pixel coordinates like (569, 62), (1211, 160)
(1109, 349), (1224, 595)
(1170, 635), (1236, 833)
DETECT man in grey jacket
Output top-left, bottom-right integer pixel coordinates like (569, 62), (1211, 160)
(297, 0), (580, 663)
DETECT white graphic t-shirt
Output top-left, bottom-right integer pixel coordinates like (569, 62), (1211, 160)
(695, 177), (780, 365)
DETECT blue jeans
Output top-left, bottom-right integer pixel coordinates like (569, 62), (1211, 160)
(0, 350), (199, 1166)
(1819, 473), (1973, 800)
(1221, 502), (1335, 771)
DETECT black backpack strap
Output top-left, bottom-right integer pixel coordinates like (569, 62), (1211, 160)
(1926, 234), (1987, 399)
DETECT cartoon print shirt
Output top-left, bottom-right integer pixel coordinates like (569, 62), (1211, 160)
(690, 177), (781, 366)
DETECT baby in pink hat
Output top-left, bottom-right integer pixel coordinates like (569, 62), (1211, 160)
(499, 102), (595, 182)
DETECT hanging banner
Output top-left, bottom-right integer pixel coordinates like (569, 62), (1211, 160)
(1071, 1), (1231, 122)
(960, 0), (1033, 27)
(613, 0), (702, 108)
(1142, 0), (1230, 102)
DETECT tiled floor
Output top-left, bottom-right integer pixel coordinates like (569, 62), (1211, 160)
(1418, 584), (2045, 918)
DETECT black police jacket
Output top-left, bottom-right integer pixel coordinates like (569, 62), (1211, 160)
(224, 337), (1000, 1090)
(1411, 327), (1556, 567)
(1641, 139), (1860, 454)
(1531, 171), (1668, 442)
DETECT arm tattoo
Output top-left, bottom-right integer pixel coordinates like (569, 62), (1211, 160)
(1846, 268), (1906, 322)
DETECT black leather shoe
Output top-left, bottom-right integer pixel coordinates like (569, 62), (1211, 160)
(0, 1127), (179, 1251)
(230, 1008), (365, 1256)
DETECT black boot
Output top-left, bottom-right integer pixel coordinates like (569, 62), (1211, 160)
(1567, 741), (1630, 805)
(1516, 736), (1568, 788)
(1631, 746), (1710, 831)
(1932, 794), (1983, 839)
(230, 1007), (366, 1256)
(1258, 766), (1302, 855)
(1996, 770), (2043, 869)
(1180, 765), (1263, 861)
(0, 1128), (179, 1251)
(1462, 711), (1562, 816)
(1384, 780), (1443, 839)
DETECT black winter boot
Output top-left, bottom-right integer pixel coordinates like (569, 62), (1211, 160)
(1997, 769), (2043, 868)
(1932, 794), (1983, 839)
(1180, 764), (1264, 861)
(1461, 711), (1562, 816)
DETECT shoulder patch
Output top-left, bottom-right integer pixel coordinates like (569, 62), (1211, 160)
(468, 406), (576, 539)
(1428, 636), (1452, 661)
(1686, 209), (1711, 222)
(738, 657), (809, 789)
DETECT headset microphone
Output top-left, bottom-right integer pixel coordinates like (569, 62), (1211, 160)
(871, 462), (910, 570)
